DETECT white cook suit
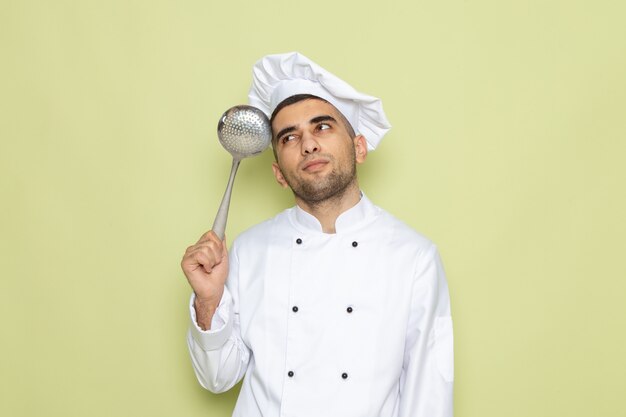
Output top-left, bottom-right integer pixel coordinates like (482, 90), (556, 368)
(187, 194), (454, 417)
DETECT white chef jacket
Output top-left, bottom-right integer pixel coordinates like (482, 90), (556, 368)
(187, 194), (453, 417)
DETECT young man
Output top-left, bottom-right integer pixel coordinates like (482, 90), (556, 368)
(181, 52), (454, 417)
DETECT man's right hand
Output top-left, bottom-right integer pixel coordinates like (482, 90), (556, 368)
(181, 230), (229, 330)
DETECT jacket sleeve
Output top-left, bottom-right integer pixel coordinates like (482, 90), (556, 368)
(186, 244), (250, 393)
(398, 244), (454, 417)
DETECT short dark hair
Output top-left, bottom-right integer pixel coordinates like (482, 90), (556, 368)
(270, 94), (323, 125)
(270, 94), (357, 155)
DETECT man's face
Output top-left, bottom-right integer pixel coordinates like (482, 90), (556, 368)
(271, 99), (367, 204)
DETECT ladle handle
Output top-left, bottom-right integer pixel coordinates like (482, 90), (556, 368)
(212, 158), (241, 240)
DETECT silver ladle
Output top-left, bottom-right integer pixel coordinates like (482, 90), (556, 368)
(212, 105), (272, 239)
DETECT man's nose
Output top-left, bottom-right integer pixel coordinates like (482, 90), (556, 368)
(301, 132), (320, 154)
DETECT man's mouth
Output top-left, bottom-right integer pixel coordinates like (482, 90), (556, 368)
(302, 158), (329, 172)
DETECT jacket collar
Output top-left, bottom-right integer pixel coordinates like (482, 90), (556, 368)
(289, 193), (379, 234)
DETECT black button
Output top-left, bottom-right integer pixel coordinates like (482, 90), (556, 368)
(352, 241), (358, 247)
(292, 306), (299, 313)
(346, 306), (353, 313)
(296, 238), (303, 244)
(288, 371), (294, 377)
(341, 373), (348, 379)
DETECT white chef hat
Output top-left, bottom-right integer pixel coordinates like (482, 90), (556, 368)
(248, 52), (391, 150)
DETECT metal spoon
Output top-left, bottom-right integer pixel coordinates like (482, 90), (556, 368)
(212, 105), (271, 239)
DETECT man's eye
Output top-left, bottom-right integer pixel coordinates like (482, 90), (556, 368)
(318, 123), (331, 131)
(281, 134), (296, 144)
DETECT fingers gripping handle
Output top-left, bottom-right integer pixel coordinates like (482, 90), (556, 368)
(212, 158), (241, 240)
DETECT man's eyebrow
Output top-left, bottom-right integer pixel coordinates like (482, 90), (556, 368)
(275, 125), (297, 141)
(309, 115), (337, 125)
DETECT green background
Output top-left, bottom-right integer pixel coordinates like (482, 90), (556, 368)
(1, 1), (625, 416)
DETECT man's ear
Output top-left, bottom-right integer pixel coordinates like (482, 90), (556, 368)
(272, 162), (290, 188)
(354, 135), (368, 164)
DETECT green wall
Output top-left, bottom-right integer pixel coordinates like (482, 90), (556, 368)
(1, 1), (625, 416)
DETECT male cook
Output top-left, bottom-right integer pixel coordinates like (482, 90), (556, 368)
(181, 52), (454, 417)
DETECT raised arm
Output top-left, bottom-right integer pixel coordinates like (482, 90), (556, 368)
(181, 231), (250, 392)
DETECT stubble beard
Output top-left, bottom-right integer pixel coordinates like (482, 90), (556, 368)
(280, 155), (357, 207)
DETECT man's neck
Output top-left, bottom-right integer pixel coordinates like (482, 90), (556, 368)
(294, 182), (362, 234)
